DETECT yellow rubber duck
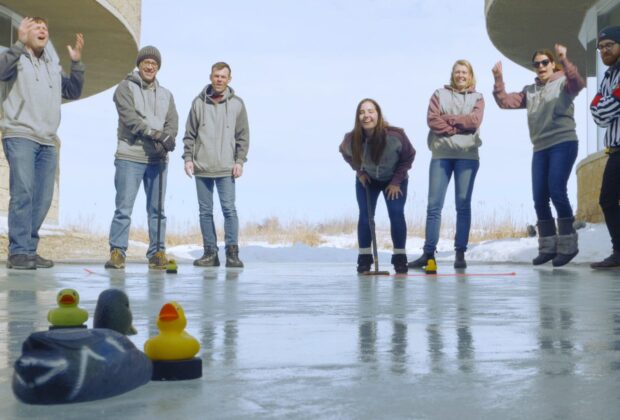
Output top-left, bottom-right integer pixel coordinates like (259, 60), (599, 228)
(425, 258), (438, 275)
(144, 301), (200, 361)
(47, 288), (89, 327)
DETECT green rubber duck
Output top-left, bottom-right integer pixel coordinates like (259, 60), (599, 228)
(47, 288), (89, 327)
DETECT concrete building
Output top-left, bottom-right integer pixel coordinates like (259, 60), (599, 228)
(485, 0), (619, 222)
(0, 0), (141, 223)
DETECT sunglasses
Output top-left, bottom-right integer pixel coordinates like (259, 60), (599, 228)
(532, 59), (550, 68)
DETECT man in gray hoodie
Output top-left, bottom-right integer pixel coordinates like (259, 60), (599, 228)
(0, 17), (85, 270)
(105, 46), (178, 270)
(183, 62), (249, 268)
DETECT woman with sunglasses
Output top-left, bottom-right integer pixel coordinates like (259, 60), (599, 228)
(340, 98), (416, 274)
(408, 60), (484, 270)
(492, 44), (585, 266)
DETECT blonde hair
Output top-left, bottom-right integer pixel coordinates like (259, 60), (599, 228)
(450, 59), (476, 90)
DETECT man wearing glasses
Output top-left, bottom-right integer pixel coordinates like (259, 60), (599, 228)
(591, 26), (620, 269)
(105, 46), (178, 270)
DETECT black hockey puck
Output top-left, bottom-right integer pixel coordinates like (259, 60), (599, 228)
(49, 324), (87, 330)
(151, 357), (202, 381)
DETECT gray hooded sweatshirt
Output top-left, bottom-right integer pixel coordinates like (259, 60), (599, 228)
(182, 85), (249, 178)
(493, 57), (585, 152)
(0, 40), (84, 145)
(113, 71), (178, 164)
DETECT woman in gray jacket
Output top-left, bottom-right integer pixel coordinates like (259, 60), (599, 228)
(409, 60), (484, 270)
(492, 44), (585, 267)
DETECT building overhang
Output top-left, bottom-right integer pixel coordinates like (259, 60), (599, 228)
(5, 0), (140, 99)
(485, 0), (597, 77)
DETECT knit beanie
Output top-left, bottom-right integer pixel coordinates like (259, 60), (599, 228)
(136, 45), (161, 68)
(599, 26), (620, 44)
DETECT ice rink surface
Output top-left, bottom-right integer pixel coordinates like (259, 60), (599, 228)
(0, 262), (619, 419)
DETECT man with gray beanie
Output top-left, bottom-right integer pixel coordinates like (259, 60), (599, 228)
(591, 26), (620, 268)
(105, 45), (178, 270)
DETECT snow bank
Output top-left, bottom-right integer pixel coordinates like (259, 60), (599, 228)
(168, 223), (613, 264)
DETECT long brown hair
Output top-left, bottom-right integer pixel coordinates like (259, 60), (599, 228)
(351, 98), (388, 167)
(531, 49), (562, 72)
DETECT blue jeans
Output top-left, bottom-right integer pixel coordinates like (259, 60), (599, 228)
(531, 141), (578, 221)
(355, 177), (408, 252)
(108, 159), (167, 258)
(2, 138), (57, 256)
(424, 159), (479, 253)
(195, 176), (238, 249)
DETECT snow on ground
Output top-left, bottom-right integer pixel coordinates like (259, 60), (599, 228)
(169, 223), (613, 264)
(0, 215), (612, 264)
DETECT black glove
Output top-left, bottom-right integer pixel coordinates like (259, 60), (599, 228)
(152, 140), (167, 158)
(160, 134), (175, 152)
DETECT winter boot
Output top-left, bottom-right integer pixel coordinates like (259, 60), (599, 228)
(225, 245), (244, 268)
(391, 254), (408, 274)
(454, 250), (467, 269)
(591, 251), (620, 269)
(35, 254), (54, 268)
(7, 254), (36, 270)
(408, 252), (434, 269)
(357, 254), (373, 273)
(552, 217), (579, 267)
(532, 219), (557, 265)
(148, 251), (169, 270)
(104, 249), (125, 269)
(193, 247), (220, 267)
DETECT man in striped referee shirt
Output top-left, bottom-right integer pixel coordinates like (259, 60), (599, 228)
(591, 26), (620, 268)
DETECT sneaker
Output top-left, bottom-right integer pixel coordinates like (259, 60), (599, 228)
(35, 254), (54, 268)
(7, 254), (36, 270)
(454, 250), (467, 269)
(391, 254), (408, 274)
(408, 252), (433, 269)
(148, 251), (168, 269)
(105, 249), (125, 269)
(194, 248), (220, 267)
(225, 245), (244, 268)
(591, 251), (620, 269)
(357, 254), (373, 273)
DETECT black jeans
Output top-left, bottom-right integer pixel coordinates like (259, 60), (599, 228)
(599, 152), (620, 251)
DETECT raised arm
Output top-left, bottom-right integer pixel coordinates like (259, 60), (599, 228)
(555, 44), (585, 96)
(492, 61), (527, 109)
(0, 18), (34, 81)
(61, 33), (85, 100)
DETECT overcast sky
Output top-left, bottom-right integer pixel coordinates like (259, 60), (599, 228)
(56, 0), (592, 231)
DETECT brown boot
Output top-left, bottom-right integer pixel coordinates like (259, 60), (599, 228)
(104, 249), (125, 269)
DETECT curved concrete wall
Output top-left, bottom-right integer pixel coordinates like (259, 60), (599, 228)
(485, 0), (596, 77)
(0, 0), (141, 224)
(2, 0), (141, 99)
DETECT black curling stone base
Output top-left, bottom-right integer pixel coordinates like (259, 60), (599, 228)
(49, 324), (87, 330)
(151, 357), (202, 381)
